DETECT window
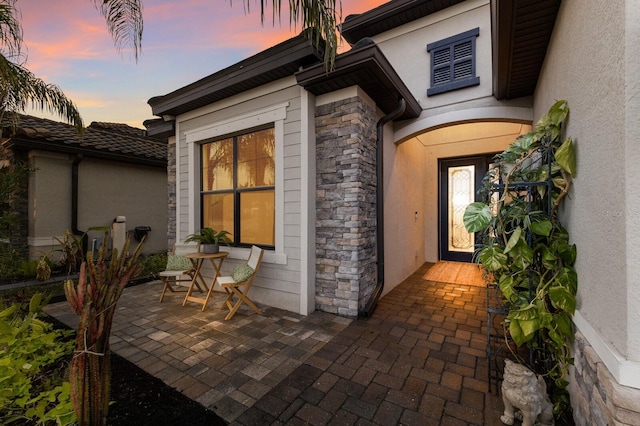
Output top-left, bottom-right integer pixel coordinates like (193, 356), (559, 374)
(427, 27), (480, 96)
(201, 127), (275, 247)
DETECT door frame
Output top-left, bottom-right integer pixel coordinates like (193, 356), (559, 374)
(438, 154), (494, 262)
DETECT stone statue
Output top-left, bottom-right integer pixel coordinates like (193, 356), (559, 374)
(501, 359), (555, 426)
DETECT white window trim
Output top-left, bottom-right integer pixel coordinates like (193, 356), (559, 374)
(184, 102), (289, 265)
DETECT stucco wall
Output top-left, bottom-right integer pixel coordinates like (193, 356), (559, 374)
(373, 0), (492, 110)
(533, 0), (635, 366)
(28, 152), (167, 257)
(29, 152), (72, 254)
(382, 135), (425, 295)
(175, 81), (304, 313)
(78, 158), (167, 255)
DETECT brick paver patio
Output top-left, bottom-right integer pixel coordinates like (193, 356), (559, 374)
(45, 263), (505, 425)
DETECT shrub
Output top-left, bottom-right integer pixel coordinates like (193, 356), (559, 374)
(0, 294), (75, 425)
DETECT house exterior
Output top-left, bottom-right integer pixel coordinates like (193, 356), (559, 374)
(1, 114), (168, 258)
(147, 0), (640, 423)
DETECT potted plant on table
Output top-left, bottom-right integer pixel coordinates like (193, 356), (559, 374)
(185, 228), (231, 254)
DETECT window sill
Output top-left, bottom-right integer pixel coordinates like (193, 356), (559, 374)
(222, 246), (287, 265)
(427, 76), (480, 96)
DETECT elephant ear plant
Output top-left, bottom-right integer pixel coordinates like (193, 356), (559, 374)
(64, 232), (144, 426)
(463, 100), (577, 416)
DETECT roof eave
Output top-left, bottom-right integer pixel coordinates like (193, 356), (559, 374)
(149, 32), (324, 117)
(296, 43), (421, 120)
(341, 0), (466, 45)
(5, 138), (166, 168)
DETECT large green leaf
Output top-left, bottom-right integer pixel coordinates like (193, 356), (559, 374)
(549, 285), (576, 314)
(504, 226), (522, 254)
(555, 138), (577, 177)
(463, 202), (491, 233)
(509, 318), (537, 346)
(555, 267), (578, 295)
(539, 245), (558, 270)
(508, 240), (534, 270)
(478, 246), (508, 271)
(554, 312), (574, 341)
(498, 275), (515, 301)
(530, 220), (552, 237)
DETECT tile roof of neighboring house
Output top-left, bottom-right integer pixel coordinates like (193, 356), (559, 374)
(2, 114), (167, 167)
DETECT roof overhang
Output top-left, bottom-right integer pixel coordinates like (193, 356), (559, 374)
(341, 0), (466, 45)
(148, 31), (324, 117)
(492, 0), (561, 99)
(143, 118), (175, 140)
(3, 137), (166, 168)
(295, 41), (421, 120)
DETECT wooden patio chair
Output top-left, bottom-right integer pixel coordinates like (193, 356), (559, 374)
(216, 245), (264, 320)
(157, 242), (201, 302)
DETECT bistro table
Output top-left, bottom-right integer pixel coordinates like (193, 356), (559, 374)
(182, 251), (228, 311)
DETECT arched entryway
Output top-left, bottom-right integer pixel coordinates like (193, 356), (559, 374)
(418, 121), (531, 263)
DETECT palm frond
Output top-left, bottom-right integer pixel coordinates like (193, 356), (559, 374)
(0, 53), (83, 132)
(250, 0), (340, 70)
(0, 0), (23, 59)
(92, 0), (143, 61)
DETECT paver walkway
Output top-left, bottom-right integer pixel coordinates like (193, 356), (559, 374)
(45, 263), (505, 425)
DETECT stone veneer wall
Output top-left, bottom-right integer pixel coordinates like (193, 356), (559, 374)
(166, 137), (176, 251)
(315, 96), (378, 317)
(571, 332), (640, 425)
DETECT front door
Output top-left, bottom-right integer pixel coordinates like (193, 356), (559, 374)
(438, 156), (492, 262)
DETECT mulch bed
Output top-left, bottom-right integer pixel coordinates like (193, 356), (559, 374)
(44, 315), (227, 426)
(108, 352), (226, 425)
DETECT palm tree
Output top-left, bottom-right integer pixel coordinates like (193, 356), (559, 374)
(251, 0), (340, 69)
(0, 0), (144, 131)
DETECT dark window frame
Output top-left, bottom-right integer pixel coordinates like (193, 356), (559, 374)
(427, 27), (480, 96)
(200, 124), (275, 249)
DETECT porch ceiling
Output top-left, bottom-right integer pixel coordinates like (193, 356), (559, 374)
(295, 42), (422, 120)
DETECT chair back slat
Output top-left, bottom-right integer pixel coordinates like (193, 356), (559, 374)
(174, 242), (199, 256)
(247, 246), (263, 271)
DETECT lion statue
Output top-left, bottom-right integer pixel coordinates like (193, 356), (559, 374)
(501, 359), (554, 426)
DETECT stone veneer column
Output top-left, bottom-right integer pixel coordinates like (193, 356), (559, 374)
(315, 96), (377, 317)
(571, 332), (640, 424)
(166, 137), (176, 251)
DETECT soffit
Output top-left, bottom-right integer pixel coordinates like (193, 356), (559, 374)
(295, 43), (421, 120)
(492, 0), (561, 99)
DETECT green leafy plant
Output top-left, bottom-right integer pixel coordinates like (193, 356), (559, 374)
(184, 227), (231, 245)
(64, 232), (144, 426)
(0, 294), (76, 425)
(139, 252), (168, 277)
(463, 100), (577, 416)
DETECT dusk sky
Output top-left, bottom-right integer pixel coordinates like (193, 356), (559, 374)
(18, 1), (387, 129)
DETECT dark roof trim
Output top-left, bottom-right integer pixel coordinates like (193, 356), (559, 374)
(295, 42), (421, 120)
(492, 0), (561, 99)
(148, 31), (324, 117)
(341, 0), (466, 45)
(4, 138), (166, 168)
(143, 118), (175, 140)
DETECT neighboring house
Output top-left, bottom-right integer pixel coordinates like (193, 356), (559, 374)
(146, 0), (639, 423)
(1, 114), (168, 259)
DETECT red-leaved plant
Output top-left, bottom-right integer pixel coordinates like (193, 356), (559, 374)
(64, 233), (143, 425)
